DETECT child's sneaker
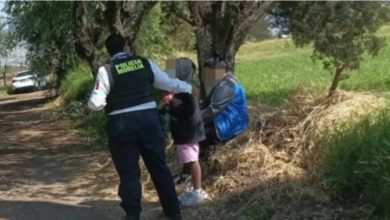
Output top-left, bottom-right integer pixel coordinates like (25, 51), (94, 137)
(179, 189), (208, 207)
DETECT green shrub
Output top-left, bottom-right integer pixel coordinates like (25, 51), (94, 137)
(0, 86), (11, 95)
(59, 62), (107, 146)
(321, 109), (390, 217)
(136, 3), (174, 61)
(60, 62), (94, 105)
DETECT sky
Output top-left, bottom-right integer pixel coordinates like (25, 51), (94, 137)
(0, 1), (27, 66)
(0, 1), (5, 17)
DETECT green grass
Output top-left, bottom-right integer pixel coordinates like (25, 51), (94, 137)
(321, 109), (390, 217)
(59, 62), (108, 147)
(60, 62), (94, 105)
(235, 25), (390, 107)
(245, 207), (274, 220)
(342, 43), (390, 92)
(236, 48), (330, 106)
(0, 87), (9, 96)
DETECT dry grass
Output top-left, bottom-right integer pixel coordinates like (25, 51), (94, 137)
(173, 90), (385, 220)
(262, 90), (386, 172)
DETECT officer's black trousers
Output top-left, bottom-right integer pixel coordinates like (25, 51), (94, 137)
(107, 108), (180, 220)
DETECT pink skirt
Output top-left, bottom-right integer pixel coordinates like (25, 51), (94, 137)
(177, 143), (199, 164)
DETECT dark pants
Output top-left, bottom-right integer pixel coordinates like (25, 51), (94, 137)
(199, 123), (219, 159)
(106, 109), (180, 220)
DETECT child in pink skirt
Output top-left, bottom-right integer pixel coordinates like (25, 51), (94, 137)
(162, 58), (208, 207)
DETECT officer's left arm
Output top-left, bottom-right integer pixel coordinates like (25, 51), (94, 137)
(87, 66), (110, 111)
(148, 60), (192, 94)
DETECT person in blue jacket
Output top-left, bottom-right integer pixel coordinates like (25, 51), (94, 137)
(199, 57), (249, 156)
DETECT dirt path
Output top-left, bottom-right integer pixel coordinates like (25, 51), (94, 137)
(0, 91), (164, 220)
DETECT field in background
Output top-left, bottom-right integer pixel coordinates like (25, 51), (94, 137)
(174, 25), (390, 107)
(235, 25), (390, 106)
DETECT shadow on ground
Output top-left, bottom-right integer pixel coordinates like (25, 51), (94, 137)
(0, 199), (168, 220)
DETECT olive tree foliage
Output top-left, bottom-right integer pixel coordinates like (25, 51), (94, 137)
(136, 4), (174, 60)
(164, 1), (275, 96)
(73, 1), (156, 75)
(275, 1), (386, 96)
(0, 17), (10, 57)
(5, 1), (157, 85)
(137, 2), (195, 58)
(160, 2), (195, 52)
(5, 1), (77, 86)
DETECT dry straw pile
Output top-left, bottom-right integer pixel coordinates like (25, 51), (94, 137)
(186, 90), (385, 220)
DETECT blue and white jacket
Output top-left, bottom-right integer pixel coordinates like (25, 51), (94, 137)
(200, 73), (249, 141)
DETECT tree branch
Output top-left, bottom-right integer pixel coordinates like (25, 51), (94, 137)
(73, 1), (102, 75)
(176, 13), (196, 26)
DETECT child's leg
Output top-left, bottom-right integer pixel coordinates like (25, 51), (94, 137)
(177, 143), (202, 189)
(181, 164), (191, 175)
(179, 144), (208, 207)
(187, 161), (202, 190)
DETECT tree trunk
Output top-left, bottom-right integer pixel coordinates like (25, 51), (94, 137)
(189, 2), (274, 97)
(2, 72), (6, 87)
(54, 64), (67, 95)
(105, 1), (125, 35)
(194, 28), (238, 97)
(121, 2), (157, 43)
(328, 64), (348, 97)
(73, 1), (104, 76)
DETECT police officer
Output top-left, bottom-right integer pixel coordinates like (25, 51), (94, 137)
(88, 34), (190, 220)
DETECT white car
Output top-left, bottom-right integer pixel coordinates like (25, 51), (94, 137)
(11, 70), (46, 93)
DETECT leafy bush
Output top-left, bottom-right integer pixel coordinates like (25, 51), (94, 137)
(60, 62), (94, 105)
(59, 62), (107, 146)
(321, 109), (390, 217)
(136, 3), (174, 60)
(136, 3), (195, 61)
